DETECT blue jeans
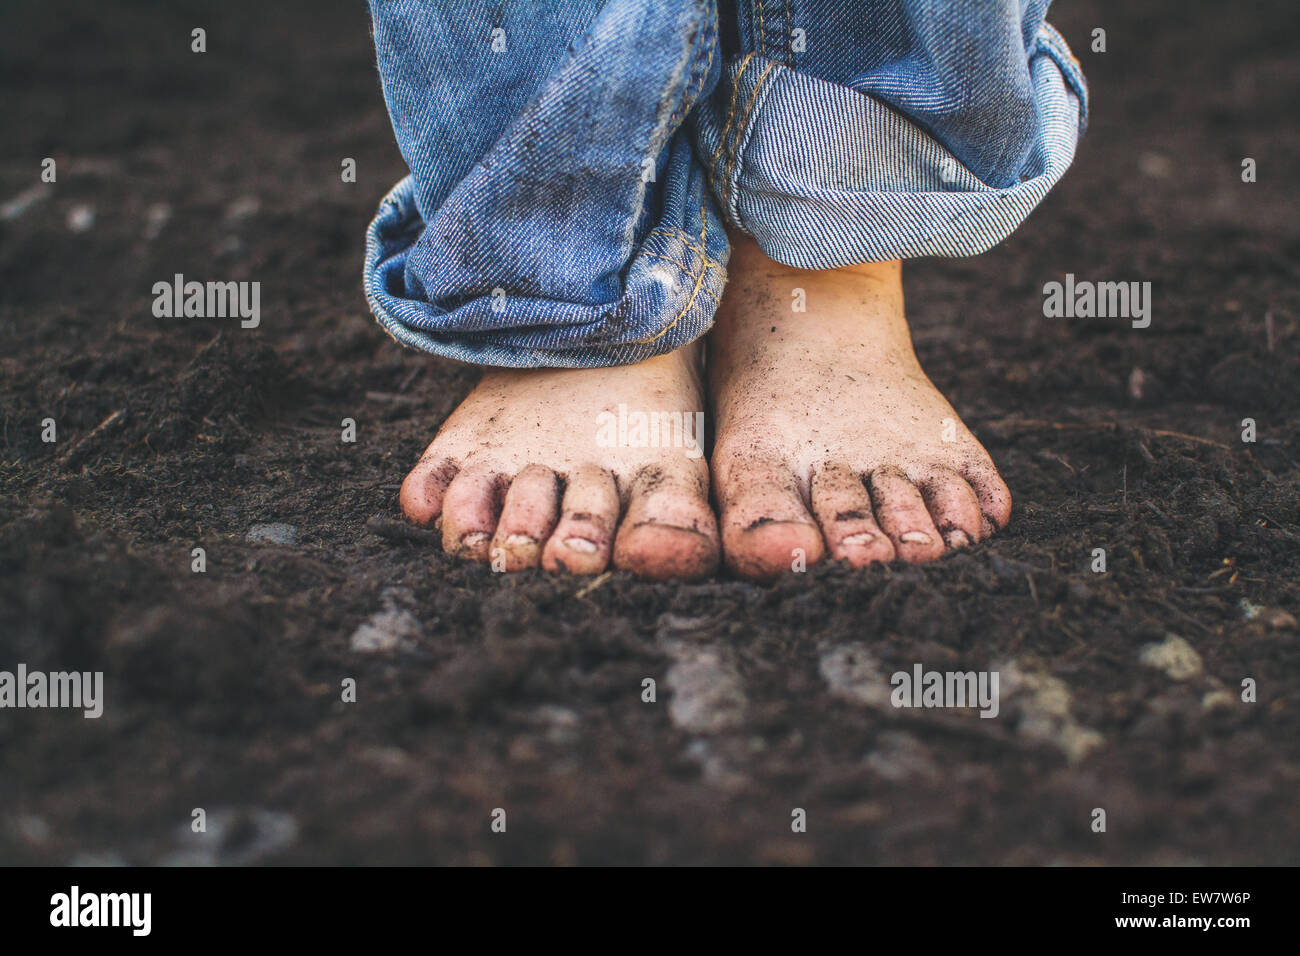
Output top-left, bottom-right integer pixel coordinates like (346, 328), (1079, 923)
(364, 0), (1087, 368)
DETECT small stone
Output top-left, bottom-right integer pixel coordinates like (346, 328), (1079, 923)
(1239, 600), (1297, 630)
(66, 204), (96, 233)
(159, 808), (298, 866)
(247, 522), (298, 545)
(225, 195), (261, 221)
(530, 704), (580, 744)
(349, 587), (420, 653)
(864, 731), (938, 782)
(215, 235), (243, 256)
(666, 649), (747, 734)
(1202, 689), (1236, 712)
(1139, 634), (1203, 681)
(1128, 367), (1146, 400)
(1138, 152), (1172, 178)
(1264, 608), (1298, 630)
(819, 644), (891, 710)
(13, 815), (50, 843)
(143, 202), (172, 240)
(349, 608), (419, 653)
(999, 661), (1105, 763)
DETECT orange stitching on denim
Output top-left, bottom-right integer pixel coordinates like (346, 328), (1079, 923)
(721, 60), (778, 213)
(644, 225), (712, 260)
(638, 252), (722, 306)
(634, 205), (718, 344)
(757, 0), (767, 57)
(709, 52), (757, 173)
(669, 16), (716, 131)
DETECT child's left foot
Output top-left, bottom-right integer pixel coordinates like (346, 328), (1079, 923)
(708, 236), (1012, 581)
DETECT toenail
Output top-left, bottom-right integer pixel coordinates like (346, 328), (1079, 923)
(461, 532), (490, 547)
(841, 532), (877, 546)
(504, 534), (536, 548)
(562, 536), (598, 553)
(899, 531), (932, 544)
(944, 529), (971, 548)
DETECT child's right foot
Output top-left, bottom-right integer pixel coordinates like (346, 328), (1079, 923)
(400, 343), (719, 581)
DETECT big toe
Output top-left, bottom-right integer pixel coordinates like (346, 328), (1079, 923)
(717, 456), (825, 580)
(613, 463), (719, 581)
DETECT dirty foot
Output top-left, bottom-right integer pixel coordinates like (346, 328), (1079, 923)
(400, 342), (718, 580)
(708, 235), (1012, 581)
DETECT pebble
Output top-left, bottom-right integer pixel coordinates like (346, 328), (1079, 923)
(349, 608), (419, 653)
(159, 808), (298, 866)
(530, 705), (581, 744)
(1139, 634), (1203, 681)
(225, 195), (261, 221)
(1238, 599), (1297, 630)
(999, 661), (1105, 763)
(1201, 689), (1236, 712)
(143, 202), (172, 240)
(12, 814), (50, 843)
(864, 731), (938, 782)
(349, 589), (421, 653)
(818, 644), (892, 710)
(246, 522), (299, 545)
(1138, 152), (1172, 178)
(665, 649), (747, 734)
(66, 204), (96, 233)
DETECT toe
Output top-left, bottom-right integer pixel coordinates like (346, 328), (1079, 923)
(867, 468), (945, 563)
(613, 462), (719, 581)
(963, 460), (1013, 537)
(810, 464), (895, 567)
(919, 468), (983, 549)
(716, 456), (825, 580)
(543, 464), (619, 575)
(491, 464), (560, 571)
(440, 466), (505, 561)
(399, 454), (458, 528)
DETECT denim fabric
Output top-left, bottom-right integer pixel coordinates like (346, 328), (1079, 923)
(364, 0), (1087, 368)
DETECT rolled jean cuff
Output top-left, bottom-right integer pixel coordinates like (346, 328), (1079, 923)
(363, 170), (728, 369)
(698, 23), (1089, 269)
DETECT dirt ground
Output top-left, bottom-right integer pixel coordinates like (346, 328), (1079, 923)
(1, 0), (1298, 866)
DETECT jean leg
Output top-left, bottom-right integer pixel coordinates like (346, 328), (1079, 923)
(694, 0), (1088, 267)
(364, 0), (729, 368)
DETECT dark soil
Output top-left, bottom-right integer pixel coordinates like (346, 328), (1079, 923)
(2, 0), (1298, 865)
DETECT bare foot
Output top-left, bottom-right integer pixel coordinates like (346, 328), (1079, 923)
(708, 236), (1012, 581)
(400, 343), (719, 580)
